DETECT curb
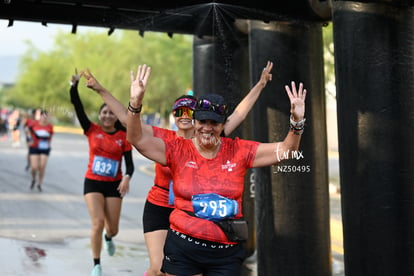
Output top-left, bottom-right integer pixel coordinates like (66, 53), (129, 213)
(54, 126), (83, 134)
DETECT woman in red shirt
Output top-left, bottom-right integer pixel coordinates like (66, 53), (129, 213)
(23, 108), (41, 171)
(70, 72), (135, 276)
(81, 61), (273, 276)
(27, 110), (54, 191)
(127, 64), (307, 275)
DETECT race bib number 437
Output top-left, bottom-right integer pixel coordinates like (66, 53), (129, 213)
(192, 193), (238, 221)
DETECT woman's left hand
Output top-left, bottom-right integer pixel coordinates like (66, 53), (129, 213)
(117, 177), (130, 197)
(83, 68), (104, 93)
(285, 81), (307, 121)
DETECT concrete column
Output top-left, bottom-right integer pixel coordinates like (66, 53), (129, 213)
(332, 1), (414, 275)
(248, 20), (330, 276)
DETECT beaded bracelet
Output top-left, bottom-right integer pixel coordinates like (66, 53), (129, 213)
(290, 115), (305, 135)
(128, 102), (142, 114)
(290, 115), (306, 128)
(290, 127), (304, 135)
(290, 123), (305, 131)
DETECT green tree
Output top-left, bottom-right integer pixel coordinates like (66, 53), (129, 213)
(323, 23), (335, 102)
(5, 25), (335, 124)
(4, 29), (192, 125)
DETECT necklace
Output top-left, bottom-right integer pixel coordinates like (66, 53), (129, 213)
(193, 137), (222, 159)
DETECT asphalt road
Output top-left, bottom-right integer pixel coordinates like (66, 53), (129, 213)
(0, 131), (154, 275)
(0, 130), (344, 276)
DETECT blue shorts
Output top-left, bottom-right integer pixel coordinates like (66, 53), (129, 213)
(142, 200), (173, 233)
(161, 229), (246, 275)
(83, 178), (122, 198)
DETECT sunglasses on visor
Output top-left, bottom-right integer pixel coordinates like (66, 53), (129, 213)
(172, 98), (197, 110)
(173, 107), (194, 117)
(196, 99), (227, 115)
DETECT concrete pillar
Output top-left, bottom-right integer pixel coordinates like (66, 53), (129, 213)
(332, 1), (414, 275)
(248, 20), (330, 276)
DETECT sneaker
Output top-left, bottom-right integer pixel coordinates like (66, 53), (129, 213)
(30, 180), (35, 190)
(90, 264), (102, 276)
(37, 185), (42, 192)
(103, 230), (115, 256)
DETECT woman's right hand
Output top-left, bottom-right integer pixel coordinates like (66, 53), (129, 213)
(70, 68), (81, 85)
(258, 60), (273, 88)
(130, 64), (151, 106)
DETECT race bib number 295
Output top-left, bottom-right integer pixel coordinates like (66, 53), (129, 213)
(192, 193), (238, 221)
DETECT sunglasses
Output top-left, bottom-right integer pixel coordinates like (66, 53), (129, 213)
(197, 99), (227, 115)
(172, 98), (197, 110)
(173, 107), (194, 117)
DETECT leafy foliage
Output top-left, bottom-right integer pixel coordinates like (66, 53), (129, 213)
(3, 25), (335, 124)
(322, 23), (335, 101)
(3, 29), (193, 124)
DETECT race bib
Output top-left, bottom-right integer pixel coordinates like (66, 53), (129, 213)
(38, 140), (49, 150)
(92, 156), (119, 178)
(192, 193), (238, 221)
(168, 180), (175, 205)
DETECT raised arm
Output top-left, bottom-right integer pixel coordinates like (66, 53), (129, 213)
(69, 69), (91, 132)
(82, 68), (154, 135)
(82, 68), (129, 125)
(127, 64), (167, 165)
(223, 61), (273, 136)
(252, 81), (307, 168)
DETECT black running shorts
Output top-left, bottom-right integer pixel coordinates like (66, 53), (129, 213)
(83, 178), (122, 198)
(142, 200), (174, 233)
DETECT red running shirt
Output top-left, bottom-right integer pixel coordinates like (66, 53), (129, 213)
(166, 136), (259, 244)
(146, 126), (177, 207)
(25, 118), (36, 128)
(84, 122), (132, 182)
(29, 121), (54, 150)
